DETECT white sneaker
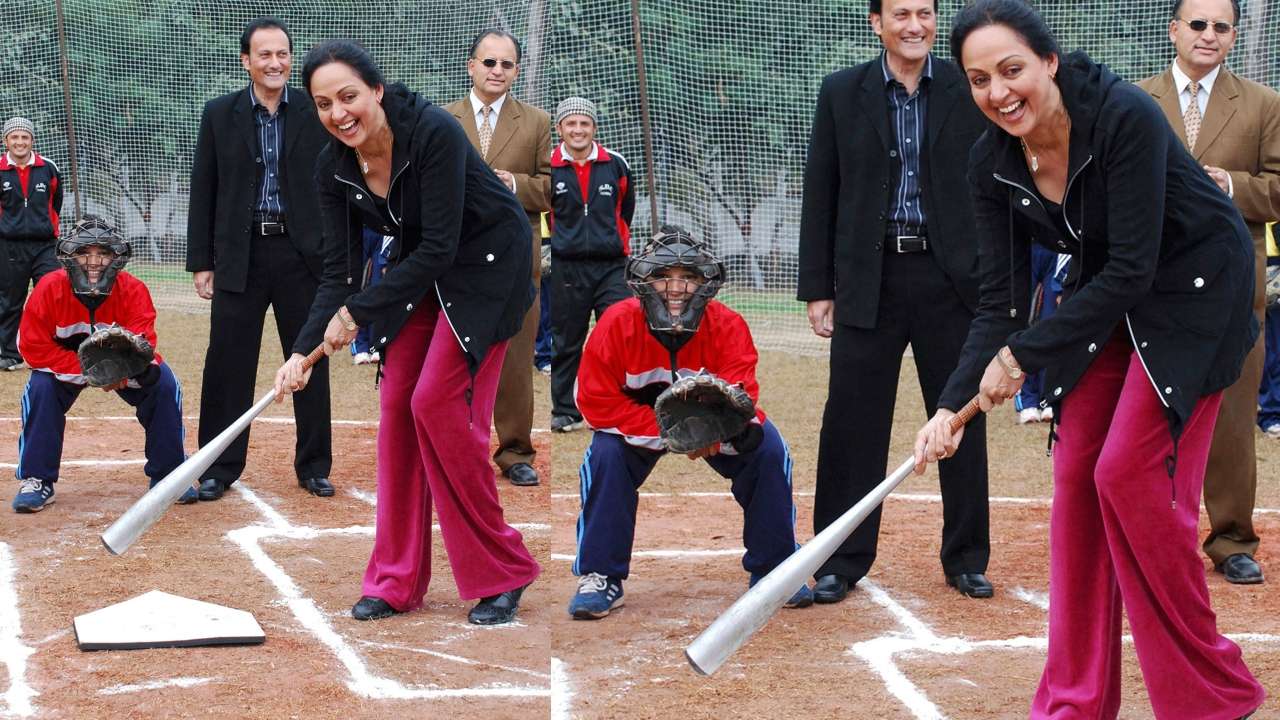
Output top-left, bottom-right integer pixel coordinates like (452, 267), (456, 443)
(1040, 406), (1054, 422)
(1018, 407), (1041, 424)
(1265, 423), (1280, 440)
(352, 352), (374, 365)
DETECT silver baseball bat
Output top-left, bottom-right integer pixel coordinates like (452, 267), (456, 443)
(100, 346), (328, 555)
(684, 397), (983, 676)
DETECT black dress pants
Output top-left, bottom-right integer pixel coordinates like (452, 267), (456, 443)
(198, 232), (331, 484)
(813, 250), (990, 581)
(549, 257), (630, 420)
(0, 239), (58, 361)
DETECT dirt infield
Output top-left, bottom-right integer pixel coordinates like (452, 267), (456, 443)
(550, 350), (1280, 719)
(3, 312), (1279, 719)
(0, 311), (552, 719)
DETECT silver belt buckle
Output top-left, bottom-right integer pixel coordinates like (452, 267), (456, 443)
(896, 235), (925, 252)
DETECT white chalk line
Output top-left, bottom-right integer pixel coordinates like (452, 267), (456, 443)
(550, 658), (572, 720)
(229, 484), (549, 700)
(849, 579), (1280, 720)
(343, 489), (549, 532)
(98, 677), (217, 696)
(550, 491), (1280, 516)
(0, 459), (145, 470)
(550, 549), (743, 562)
(353, 638), (548, 680)
(0, 416), (551, 434)
(0, 543), (37, 717)
(1011, 587), (1050, 611)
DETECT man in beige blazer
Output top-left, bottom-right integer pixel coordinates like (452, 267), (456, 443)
(1138, 0), (1280, 584)
(445, 28), (553, 487)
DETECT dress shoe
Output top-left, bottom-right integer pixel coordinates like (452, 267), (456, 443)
(352, 596), (400, 621)
(468, 584), (528, 625)
(813, 574), (852, 604)
(947, 572), (994, 598)
(1217, 553), (1264, 585)
(299, 477), (335, 497)
(506, 463), (539, 487)
(198, 478), (225, 501)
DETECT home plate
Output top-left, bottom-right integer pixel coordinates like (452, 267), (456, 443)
(73, 590), (265, 651)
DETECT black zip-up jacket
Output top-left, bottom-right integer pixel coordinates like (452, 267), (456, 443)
(548, 143), (634, 259)
(939, 52), (1257, 446)
(0, 152), (62, 241)
(294, 84), (533, 373)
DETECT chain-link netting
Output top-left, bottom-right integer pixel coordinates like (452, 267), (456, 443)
(3, 1), (1277, 353)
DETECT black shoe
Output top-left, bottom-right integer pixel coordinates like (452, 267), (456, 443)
(468, 584), (528, 625)
(299, 477), (335, 497)
(352, 596), (400, 621)
(1217, 554), (1264, 585)
(813, 574), (852, 604)
(947, 572), (994, 598)
(198, 478), (225, 501)
(506, 463), (539, 487)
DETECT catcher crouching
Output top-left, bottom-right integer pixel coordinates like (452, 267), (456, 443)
(11, 217), (195, 512)
(568, 226), (813, 618)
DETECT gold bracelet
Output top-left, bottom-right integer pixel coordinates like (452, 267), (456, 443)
(336, 307), (357, 332)
(996, 347), (1023, 380)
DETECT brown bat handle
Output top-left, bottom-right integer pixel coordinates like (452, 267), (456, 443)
(946, 396), (984, 434)
(299, 345), (328, 370)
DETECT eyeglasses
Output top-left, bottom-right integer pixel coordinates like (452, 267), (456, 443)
(477, 58), (518, 70)
(1178, 18), (1235, 34)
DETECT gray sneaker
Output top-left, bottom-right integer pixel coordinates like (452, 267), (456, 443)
(0, 357), (28, 372)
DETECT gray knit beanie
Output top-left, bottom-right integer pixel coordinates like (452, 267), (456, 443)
(2, 117), (34, 140)
(555, 97), (598, 125)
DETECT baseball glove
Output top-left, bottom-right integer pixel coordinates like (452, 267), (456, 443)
(1267, 265), (1280, 308)
(654, 373), (756, 454)
(77, 325), (154, 388)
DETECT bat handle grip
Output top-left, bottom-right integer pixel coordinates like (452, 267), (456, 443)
(299, 345), (328, 371)
(946, 396), (984, 434)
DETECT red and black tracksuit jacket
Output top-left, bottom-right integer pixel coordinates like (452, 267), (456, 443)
(0, 152), (62, 241)
(548, 143), (633, 259)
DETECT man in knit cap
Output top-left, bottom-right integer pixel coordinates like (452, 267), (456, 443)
(546, 96), (635, 433)
(0, 116), (64, 372)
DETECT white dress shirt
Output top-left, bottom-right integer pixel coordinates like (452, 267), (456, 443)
(467, 90), (516, 192)
(1169, 61), (1232, 197)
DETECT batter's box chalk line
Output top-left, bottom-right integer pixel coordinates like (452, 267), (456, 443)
(0, 543), (38, 717)
(227, 484), (550, 700)
(849, 579), (1280, 720)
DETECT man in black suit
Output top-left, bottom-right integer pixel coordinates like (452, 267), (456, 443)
(797, 0), (991, 601)
(186, 17), (333, 501)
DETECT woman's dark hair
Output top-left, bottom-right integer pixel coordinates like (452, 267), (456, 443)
(949, 0), (1061, 68)
(240, 17), (292, 55)
(302, 39), (386, 94)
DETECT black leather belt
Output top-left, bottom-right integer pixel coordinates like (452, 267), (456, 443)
(889, 234), (928, 253)
(254, 220), (287, 236)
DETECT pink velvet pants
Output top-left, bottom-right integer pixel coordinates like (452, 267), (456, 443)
(362, 301), (541, 610)
(1030, 335), (1263, 719)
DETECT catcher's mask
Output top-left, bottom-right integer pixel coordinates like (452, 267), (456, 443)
(627, 226), (725, 342)
(57, 217), (131, 310)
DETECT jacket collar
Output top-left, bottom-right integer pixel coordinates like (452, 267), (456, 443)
(990, 51), (1103, 186)
(0, 151), (46, 171)
(551, 142), (611, 168)
(332, 83), (422, 187)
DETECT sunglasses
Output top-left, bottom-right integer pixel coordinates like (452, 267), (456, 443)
(477, 58), (518, 70)
(1178, 18), (1235, 34)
